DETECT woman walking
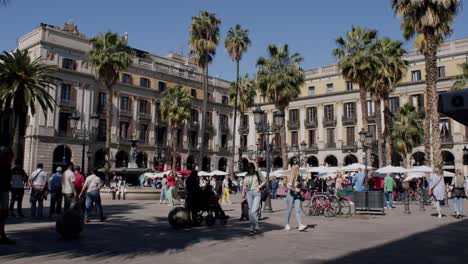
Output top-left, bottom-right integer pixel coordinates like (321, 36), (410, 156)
(167, 173), (176, 206)
(285, 160), (307, 231)
(222, 175), (231, 205)
(429, 171), (446, 218)
(451, 170), (466, 219)
(242, 162), (265, 235)
(160, 175), (168, 204)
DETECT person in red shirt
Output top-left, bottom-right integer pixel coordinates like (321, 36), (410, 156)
(167, 173), (176, 206)
(74, 166), (85, 212)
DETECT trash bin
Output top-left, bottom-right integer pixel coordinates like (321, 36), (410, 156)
(367, 191), (385, 212)
(352, 191), (367, 209)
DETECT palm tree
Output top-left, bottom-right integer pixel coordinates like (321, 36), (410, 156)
(369, 38), (408, 165)
(88, 32), (133, 161)
(160, 86), (193, 174)
(225, 24), (251, 175)
(229, 74), (257, 116)
(0, 49), (56, 161)
(391, 0), (461, 173)
(256, 44), (305, 169)
(333, 26), (379, 141)
(189, 11), (221, 168)
(452, 61), (468, 90)
(391, 104), (423, 168)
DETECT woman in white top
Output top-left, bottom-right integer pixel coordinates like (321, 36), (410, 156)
(242, 162), (266, 235)
(429, 171), (446, 218)
(285, 160), (307, 231)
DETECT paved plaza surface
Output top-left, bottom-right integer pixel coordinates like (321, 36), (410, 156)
(1, 194), (467, 264)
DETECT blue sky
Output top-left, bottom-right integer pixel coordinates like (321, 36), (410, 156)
(1, 0), (467, 81)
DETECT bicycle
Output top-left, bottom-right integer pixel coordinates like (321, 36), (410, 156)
(301, 190), (337, 217)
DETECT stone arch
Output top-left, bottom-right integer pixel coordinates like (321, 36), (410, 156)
(202, 156), (211, 171)
(273, 157), (283, 169)
(324, 155), (338, 167)
(411, 151), (425, 166)
(218, 157), (227, 171)
(94, 149), (106, 169)
(344, 154), (358, 166)
(307, 156), (319, 167)
(442, 150), (455, 172)
(115, 150), (129, 168)
(391, 152), (403, 167)
(186, 155), (196, 170)
(52, 145), (72, 173)
(136, 152), (148, 168)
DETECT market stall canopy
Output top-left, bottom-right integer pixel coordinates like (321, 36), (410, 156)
(317, 172), (337, 179)
(307, 166), (339, 173)
(236, 172), (247, 177)
(210, 170), (228, 176)
(198, 171), (211, 177)
(376, 165), (408, 174)
(142, 172), (161, 179)
(270, 168), (309, 177)
(341, 163), (370, 171)
(407, 166), (433, 173)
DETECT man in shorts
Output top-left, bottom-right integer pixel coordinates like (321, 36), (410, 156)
(0, 146), (14, 244)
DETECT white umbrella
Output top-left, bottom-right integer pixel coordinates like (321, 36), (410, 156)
(210, 170), (228, 176)
(198, 171), (211, 177)
(236, 172), (247, 177)
(341, 163), (368, 171)
(444, 170), (455, 177)
(317, 172), (337, 179)
(376, 165), (408, 174)
(408, 165), (433, 173)
(404, 172), (427, 182)
(143, 172), (160, 179)
(307, 166), (339, 173)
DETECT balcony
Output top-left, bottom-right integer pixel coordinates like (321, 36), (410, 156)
(218, 146), (230, 154)
(57, 129), (72, 137)
(119, 109), (132, 117)
(188, 120), (199, 130)
(342, 142), (358, 153)
(287, 120), (300, 130)
(441, 135), (454, 148)
(304, 119), (318, 128)
(342, 116), (357, 126)
(58, 97), (76, 109)
(306, 144), (318, 154)
(323, 119), (337, 128)
(220, 122), (230, 133)
(325, 142), (336, 149)
(238, 125), (249, 135)
(368, 114), (376, 123)
(138, 112), (151, 120)
(239, 146), (248, 152)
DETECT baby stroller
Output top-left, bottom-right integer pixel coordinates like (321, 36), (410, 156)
(190, 186), (229, 226)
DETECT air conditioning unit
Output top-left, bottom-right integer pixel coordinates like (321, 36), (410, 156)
(439, 88), (468, 126)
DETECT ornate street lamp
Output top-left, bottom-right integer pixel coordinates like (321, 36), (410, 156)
(273, 110), (285, 127)
(253, 106), (265, 128)
(359, 129), (372, 190)
(86, 150), (93, 175)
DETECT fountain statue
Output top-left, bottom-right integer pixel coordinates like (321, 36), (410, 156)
(128, 139), (138, 169)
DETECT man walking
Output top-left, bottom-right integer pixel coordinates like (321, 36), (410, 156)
(74, 165), (85, 213)
(48, 167), (63, 218)
(62, 163), (76, 210)
(353, 168), (365, 192)
(160, 175), (168, 204)
(271, 178), (279, 199)
(9, 159), (27, 217)
(80, 169), (106, 223)
(29, 163), (48, 218)
(383, 173), (395, 209)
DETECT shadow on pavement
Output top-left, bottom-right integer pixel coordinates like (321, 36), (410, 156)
(302, 219), (468, 264)
(0, 203), (282, 260)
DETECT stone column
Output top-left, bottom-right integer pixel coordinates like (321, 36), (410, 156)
(337, 102), (343, 148)
(317, 104), (324, 149)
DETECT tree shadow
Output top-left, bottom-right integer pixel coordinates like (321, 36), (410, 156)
(0, 203), (282, 260)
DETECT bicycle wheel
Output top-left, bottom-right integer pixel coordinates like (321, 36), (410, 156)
(339, 199), (351, 216)
(323, 203), (337, 218)
(329, 195), (341, 215)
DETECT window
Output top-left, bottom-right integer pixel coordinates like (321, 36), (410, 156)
(220, 114), (228, 128)
(140, 78), (151, 88)
(438, 66), (446, 78)
(140, 124), (148, 143)
(207, 112), (213, 125)
(346, 127), (355, 146)
(158, 81), (166, 92)
(60, 83), (71, 101)
(222, 96), (229, 105)
(191, 89), (197, 98)
(307, 107), (317, 122)
(411, 94), (424, 113)
(176, 129), (182, 146)
(439, 118), (451, 139)
(367, 100), (375, 116)
(98, 119), (106, 140)
(242, 114), (249, 128)
(291, 131), (298, 146)
(326, 83), (334, 93)
(119, 122), (129, 140)
(58, 112), (70, 136)
(189, 131), (198, 148)
(241, 135), (248, 148)
(327, 128), (335, 144)
(344, 102), (355, 119)
(308, 86), (315, 96)
(289, 109), (299, 123)
(308, 130), (316, 146)
(411, 70), (422, 82)
(139, 100), (148, 114)
(221, 134), (228, 148)
(155, 102), (161, 121)
(368, 125), (376, 142)
(190, 109), (199, 123)
(324, 105), (334, 121)
(207, 92), (212, 102)
(62, 58), (77, 70)
(156, 126), (167, 145)
(98, 92), (107, 113)
(346, 81), (353, 91)
(120, 96), (130, 112)
(122, 73), (132, 84)
(389, 97), (400, 114)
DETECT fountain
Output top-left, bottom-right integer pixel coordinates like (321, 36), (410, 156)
(112, 138), (152, 187)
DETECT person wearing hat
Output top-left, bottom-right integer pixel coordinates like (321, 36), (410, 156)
(49, 167), (63, 218)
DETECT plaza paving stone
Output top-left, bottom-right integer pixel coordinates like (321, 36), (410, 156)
(0, 194), (467, 264)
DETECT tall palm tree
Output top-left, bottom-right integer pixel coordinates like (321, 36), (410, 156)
(391, 0), (461, 173)
(370, 38), (408, 165)
(0, 49), (56, 161)
(88, 32), (133, 161)
(160, 86), (193, 174)
(256, 44), (305, 169)
(224, 24), (251, 175)
(333, 26), (379, 141)
(391, 103), (423, 168)
(452, 61), (468, 90)
(229, 74), (257, 116)
(189, 11), (221, 168)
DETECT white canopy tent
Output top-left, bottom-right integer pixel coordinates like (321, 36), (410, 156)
(306, 166), (339, 173)
(341, 163), (370, 171)
(198, 171), (211, 177)
(407, 165), (434, 173)
(376, 165), (408, 174)
(210, 170), (228, 176)
(236, 172), (247, 177)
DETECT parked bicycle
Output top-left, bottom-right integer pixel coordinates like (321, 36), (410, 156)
(301, 190), (337, 217)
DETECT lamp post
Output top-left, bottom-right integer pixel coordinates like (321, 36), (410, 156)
(70, 112), (98, 173)
(359, 129), (372, 191)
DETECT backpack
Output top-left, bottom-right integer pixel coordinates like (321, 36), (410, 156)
(49, 173), (62, 191)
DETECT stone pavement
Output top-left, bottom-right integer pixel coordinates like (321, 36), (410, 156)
(0, 194), (467, 264)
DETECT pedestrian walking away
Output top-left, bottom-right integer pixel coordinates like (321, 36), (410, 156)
(160, 175), (168, 204)
(429, 171), (446, 218)
(384, 173), (395, 209)
(29, 163), (48, 218)
(48, 167), (63, 218)
(167, 173), (176, 206)
(74, 165), (85, 213)
(62, 163), (76, 210)
(80, 168), (106, 222)
(353, 168), (365, 192)
(242, 162), (266, 235)
(0, 147), (15, 244)
(285, 160), (307, 232)
(9, 159), (27, 217)
(451, 170), (466, 219)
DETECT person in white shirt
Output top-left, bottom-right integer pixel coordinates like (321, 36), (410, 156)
(80, 169), (106, 222)
(221, 175), (231, 205)
(28, 163), (48, 218)
(62, 164), (76, 210)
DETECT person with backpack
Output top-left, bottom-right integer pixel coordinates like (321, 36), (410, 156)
(242, 162), (266, 235)
(9, 159), (27, 217)
(48, 167), (63, 218)
(451, 170), (466, 219)
(29, 163), (48, 218)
